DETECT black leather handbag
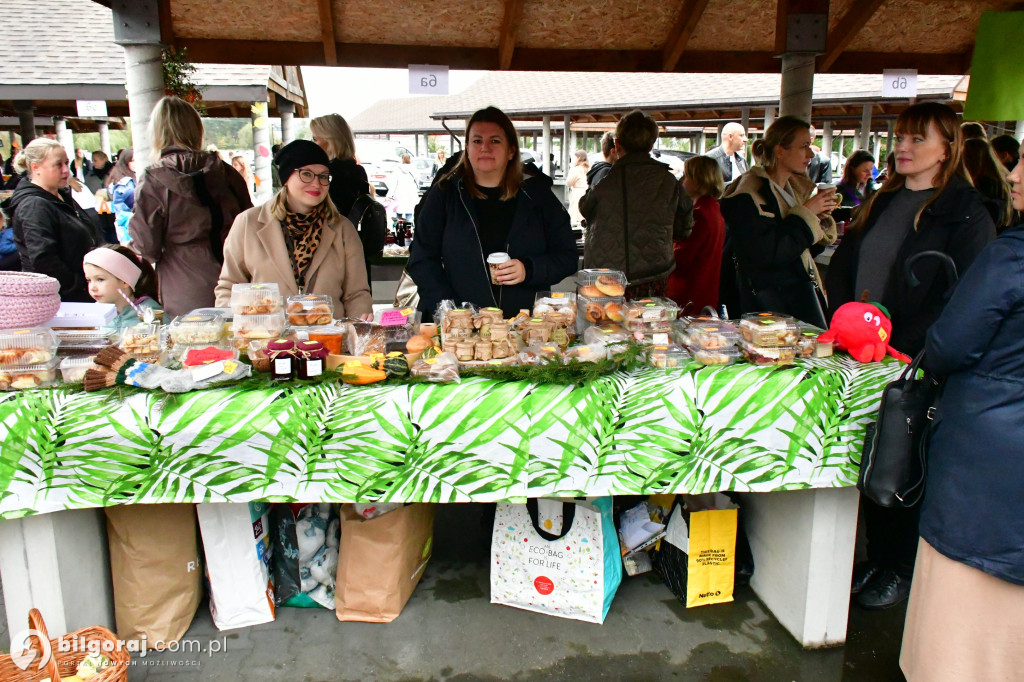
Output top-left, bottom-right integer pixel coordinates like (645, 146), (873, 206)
(858, 250), (957, 508)
(858, 349), (941, 507)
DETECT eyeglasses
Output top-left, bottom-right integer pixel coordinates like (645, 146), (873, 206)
(297, 169), (332, 186)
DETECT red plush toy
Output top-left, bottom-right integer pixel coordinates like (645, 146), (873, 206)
(817, 302), (912, 363)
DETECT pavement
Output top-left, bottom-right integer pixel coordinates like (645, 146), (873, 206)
(0, 503), (908, 681)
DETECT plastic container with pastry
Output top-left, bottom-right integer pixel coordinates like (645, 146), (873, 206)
(0, 326), (60, 367)
(286, 294), (334, 326)
(738, 338), (797, 365)
(167, 341), (232, 364)
(59, 356), (100, 384)
(685, 319), (740, 350)
(576, 268), (628, 298)
(54, 328), (117, 357)
(168, 313), (226, 345)
(0, 357), (61, 390)
(623, 297), (680, 322)
(738, 312), (800, 347)
(518, 343), (563, 365)
(230, 312), (287, 341)
(692, 346), (741, 366)
(532, 291), (578, 326)
(346, 320), (387, 356)
(562, 342), (608, 364)
(229, 282), (283, 315)
(119, 322), (162, 358)
(648, 344), (689, 368)
(576, 294), (627, 328)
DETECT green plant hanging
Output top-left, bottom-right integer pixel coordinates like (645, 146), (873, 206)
(162, 46), (207, 114)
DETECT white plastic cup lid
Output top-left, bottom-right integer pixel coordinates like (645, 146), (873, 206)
(816, 182), (837, 190)
(487, 252), (510, 264)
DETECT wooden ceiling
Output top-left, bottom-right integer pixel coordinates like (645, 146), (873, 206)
(92, 0), (1023, 75)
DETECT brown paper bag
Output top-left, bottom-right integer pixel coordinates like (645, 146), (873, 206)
(335, 503), (435, 622)
(105, 503), (202, 646)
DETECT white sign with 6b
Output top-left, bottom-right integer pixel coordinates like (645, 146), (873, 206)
(882, 69), (918, 98)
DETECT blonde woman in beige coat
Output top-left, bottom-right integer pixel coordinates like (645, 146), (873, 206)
(215, 140), (372, 319)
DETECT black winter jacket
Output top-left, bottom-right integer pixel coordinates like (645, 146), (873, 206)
(921, 223), (1024, 585)
(580, 152), (693, 284)
(327, 158), (371, 216)
(719, 167), (836, 327)
(408, 170), (577, 320)
(586, 161), (612, 188)
(8, 182), (101, 302)
(825, 175), (995, 356)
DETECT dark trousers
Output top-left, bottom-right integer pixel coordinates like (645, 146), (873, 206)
(863, 495), (920, 576)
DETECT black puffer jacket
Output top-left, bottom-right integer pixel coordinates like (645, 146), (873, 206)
(580, 151), (692, 284)
(826, 175), (995, 356)
(8, 182), (101, 301)
(408, 169), (577, 320)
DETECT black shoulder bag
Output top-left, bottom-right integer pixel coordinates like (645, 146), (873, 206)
(857, 250), (956, 507)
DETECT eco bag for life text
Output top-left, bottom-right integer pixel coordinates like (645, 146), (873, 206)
(196, 502), (275, 630)
(490, 497), (622, 624)
(335, 503), (436, 622)
(105, 503), (202, 647)
(654, 493), (738, 608)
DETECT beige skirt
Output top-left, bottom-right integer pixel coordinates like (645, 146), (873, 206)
(900, 538), (1024, 681)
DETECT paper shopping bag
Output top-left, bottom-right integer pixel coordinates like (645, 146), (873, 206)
(491, 497), (622, 624)
(105, 503), (202, 647)
(335, 503), (436, 622)
(197, 502), (275, 630)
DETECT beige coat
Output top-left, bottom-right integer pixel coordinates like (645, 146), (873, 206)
(214, 200), (373, 319)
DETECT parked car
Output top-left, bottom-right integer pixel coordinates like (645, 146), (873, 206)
(651, 148), (696, 180)
(412, 157), (435, 192)
(361, 162), (389, 197)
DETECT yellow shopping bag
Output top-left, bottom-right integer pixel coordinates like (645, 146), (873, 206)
(685, 502), (738, 608)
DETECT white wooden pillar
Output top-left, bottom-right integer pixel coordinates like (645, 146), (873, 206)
(822, 121), (833, 158)
(885, 119), (896, 161)
(279, 100), (296, 145)
(121, 44), (163, 167)
(98, 121), (111, 157)
(251, 100), (272, 205)
(764, 106), (776, 131)
(1016, 120), (1024, 140)
(695, 131), (706, 155)
(780, 53), (815, 122)
(562, 115), (571, 175)
(542, 116), (552, 176)
(53, 116), (74, 162)
(859, 104), (872, 151)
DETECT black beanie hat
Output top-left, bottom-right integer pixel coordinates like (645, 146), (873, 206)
(275, 140), (330, 184)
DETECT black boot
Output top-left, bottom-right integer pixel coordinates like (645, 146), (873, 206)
(857, 569), (911, 609)
(850, 560), (883, 595)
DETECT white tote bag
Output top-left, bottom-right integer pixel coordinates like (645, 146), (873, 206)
(490, 497), (621, 624)
(197, 502), (276, 630)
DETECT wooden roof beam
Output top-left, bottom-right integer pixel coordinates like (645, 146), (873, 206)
(317, 0), (338, 66)
(662, 0), (710, 72)
(819, 0), (888, 72)
(497, 0), (525, 70)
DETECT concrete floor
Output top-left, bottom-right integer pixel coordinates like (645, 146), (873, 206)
(0, 503), (907, 681)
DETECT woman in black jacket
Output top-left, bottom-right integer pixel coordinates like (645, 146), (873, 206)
(310, 114), (371, 216)
(719, 116), (839, 327)
(826, 101), (996, 610)
(8, 138), (101, 301)
(407, 106), (578, 320)
(900, 146), (1024, 680)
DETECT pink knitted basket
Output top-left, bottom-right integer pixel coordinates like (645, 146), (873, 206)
(0, 271), (62, 329)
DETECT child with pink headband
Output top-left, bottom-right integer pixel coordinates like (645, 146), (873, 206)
(82, 245), (162, 329)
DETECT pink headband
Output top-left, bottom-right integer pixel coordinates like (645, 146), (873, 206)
(83, 249), (142, 289)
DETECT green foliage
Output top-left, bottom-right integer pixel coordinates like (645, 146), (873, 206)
(162, 47), (206, 114)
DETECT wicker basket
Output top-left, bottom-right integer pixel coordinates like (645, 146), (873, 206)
(0, 271), (62, 329)
(0, 608), (130, 681)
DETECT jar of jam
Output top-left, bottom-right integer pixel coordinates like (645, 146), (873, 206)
(296, 341), (328, 380)
(267, 339), (296, 381)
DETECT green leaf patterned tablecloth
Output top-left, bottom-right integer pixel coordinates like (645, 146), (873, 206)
(0, 356), (904, 519)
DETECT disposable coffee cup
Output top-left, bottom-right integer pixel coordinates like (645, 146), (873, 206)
(487, 252), (510, 285)
(816, 182), (837, 194)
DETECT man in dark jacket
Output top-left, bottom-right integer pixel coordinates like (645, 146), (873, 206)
(9, 181), (102, 302)
(585, 131), (617, 188)
(580, 110), (693, 296)
(706, 122), (748, 184)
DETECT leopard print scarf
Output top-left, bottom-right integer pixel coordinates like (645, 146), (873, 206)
(280, 202), (326, 292)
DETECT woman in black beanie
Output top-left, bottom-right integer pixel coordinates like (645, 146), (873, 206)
(215, 139), (372, 319)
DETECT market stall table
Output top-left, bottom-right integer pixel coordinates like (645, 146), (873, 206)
(0, 356), (903, 647)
